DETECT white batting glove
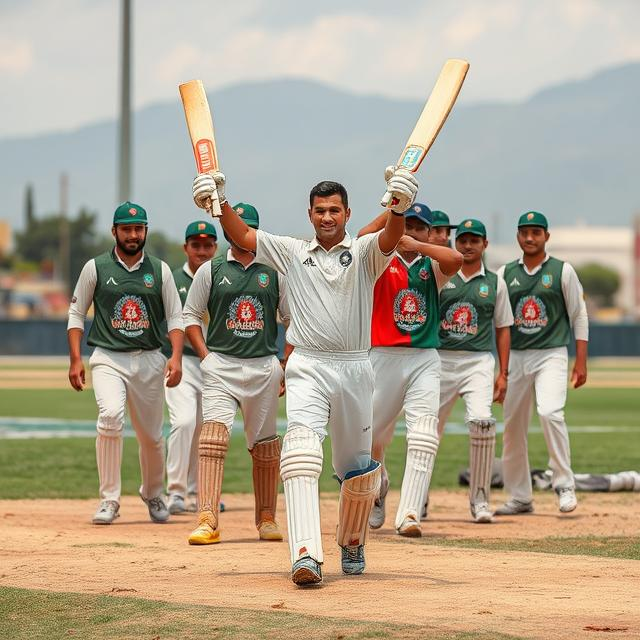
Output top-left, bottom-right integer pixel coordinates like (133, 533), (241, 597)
(192, 173), (217, 210)
(211, 170), (227, 206)
(382, 165), (419, 213)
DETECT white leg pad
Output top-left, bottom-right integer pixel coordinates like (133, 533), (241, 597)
(468, 419), (496, 506)
(395, 415), (439, 529)
(280, 427), (324, 564)
(337, 462), (381, 547)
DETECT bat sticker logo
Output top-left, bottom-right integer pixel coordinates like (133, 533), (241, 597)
(195, 139), (216, 173)
(399, 146), (424, 171)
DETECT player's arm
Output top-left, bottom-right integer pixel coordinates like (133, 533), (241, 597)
(162, 264), (184, 387)
(183, 263), (213, 361)
(561, 263), (589, 389)
(67, 260), (97, 391)
(397, 237), (463, 275)
(493, 275), (513, 402)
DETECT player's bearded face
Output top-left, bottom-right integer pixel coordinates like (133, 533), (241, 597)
(455, 234), (487, 264)
(517, 227), (549, 256)
(309, 194), (350, 247)
(114, 224), (147, 256)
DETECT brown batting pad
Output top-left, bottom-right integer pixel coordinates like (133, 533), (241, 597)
(197, 421), (229, 529)
(250, 436), (281, 527)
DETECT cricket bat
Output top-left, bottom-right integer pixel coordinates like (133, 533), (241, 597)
(381, 58), (469, 207)
(179, 79), (222, 217)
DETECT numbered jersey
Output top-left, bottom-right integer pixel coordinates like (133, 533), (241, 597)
(206, 255), (280, 358)
(88, 250), (165, 351)
(371, 255), (440, 349)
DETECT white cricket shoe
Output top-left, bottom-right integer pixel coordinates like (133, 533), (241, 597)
(556, 487), (578, 513)
(397, 515), (422, 537)
(471, 502), (493, 523)
(368, 467), (389, 529)
(92, 500), (120, 525)
(168, 494), (187, 515)
(494, 499), (534, 516)
(140, 493), (170, 523)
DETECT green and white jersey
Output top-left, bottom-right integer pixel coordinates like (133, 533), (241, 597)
(67, 249), (183, 352)
(183, 249), (289, 359)
(161, 264), (198, 358)
(499, 255), (589, 350)
(438, 265), (513, 352)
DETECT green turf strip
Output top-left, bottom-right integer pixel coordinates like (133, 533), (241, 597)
(0, 586), (524, 640)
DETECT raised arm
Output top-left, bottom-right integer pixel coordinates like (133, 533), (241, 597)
(397, 237), (462, 275)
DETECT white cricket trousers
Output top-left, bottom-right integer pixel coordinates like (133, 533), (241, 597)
(90, 347), (166, 502)
(200, 351), (282, 446)
(165, 354), (202, 498)
(285, 348), (374, 479)
(502, 346), (574, 502)
(438, 351), (495, 435)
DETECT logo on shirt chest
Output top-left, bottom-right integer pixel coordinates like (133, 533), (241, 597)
(143, 273), (154, 288)
(226, 295), (265, 338)
(111, 295), (150, 337)
(479, 284), (489, 298)
(441, 301), (478, 339)
(418, 268), (430, 281)
(393, 288), (427, 332)
(514, 295), (548, 334)
(541, 274), (553, 288)
(257, 273), (270, 288)
(302, 257), (316, 267)
(339, 250), (353, 268)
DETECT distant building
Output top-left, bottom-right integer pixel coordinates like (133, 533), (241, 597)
(485, 223), (637, 318)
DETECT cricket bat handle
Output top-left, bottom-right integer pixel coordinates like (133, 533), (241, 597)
(205, 184), (223, 218)
(380, 190), (400, 209)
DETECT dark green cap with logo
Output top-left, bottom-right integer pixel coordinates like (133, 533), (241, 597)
(113, 201), (148, 225)
(456, 218), (487, 238)
(518, 211), (548, 230)
(233, 203), (260, 229)
(185, 220), (217, 241)
(431, 210), (457, 228)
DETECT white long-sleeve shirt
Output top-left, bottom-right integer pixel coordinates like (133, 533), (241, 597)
(67, 250), (183, 333)
(497, 256), (588, 341)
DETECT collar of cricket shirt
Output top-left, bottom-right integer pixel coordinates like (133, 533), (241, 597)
(226, 247), (256, 269)
(182, 262), (195, 279)
(309, 231), (353, 253)
(518, 253), (549, 275)
(458, 262), (486, 283)
(113, 247), (145, 272)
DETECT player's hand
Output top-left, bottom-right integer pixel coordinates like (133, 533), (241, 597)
(383, 165), (419, 213)
(571, 362), (587, 389)
(278, 360), (286, 397)
(493, 372), (508, 403)
(211, 170), (227, 205)
(68, 358), (85, 391)
(165, 356), (182, 387)
(396, 234), (421, 253)
(192, 173), (218, 209)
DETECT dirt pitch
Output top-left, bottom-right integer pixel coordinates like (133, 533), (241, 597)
(1, 490), (639, 639)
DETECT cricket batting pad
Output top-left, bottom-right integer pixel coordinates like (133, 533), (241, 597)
(337, 461), (381, 548)
(250, 435), (281, 527)
(280, 427), (324, 564)
(197, 421), (229, 528)
(395, 415), (439, 529)
(468, 419), (496, 506)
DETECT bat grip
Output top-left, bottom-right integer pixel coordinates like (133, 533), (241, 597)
(380, 191), (400, 209)
(206, 192), (223, 218)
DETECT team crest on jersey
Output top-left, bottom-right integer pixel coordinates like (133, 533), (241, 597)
(226, 295), (265, 338)
(111, 295), (150, 337)
(514, 295), (548, 334)
(143, 273), (154, 288)
(441, 301), (478, 339)
(393, 288), (427, 332)
(541, 273), (553, 288)
(339, 250), (353, 268)
(419, 268), (429, 281)
(257, 273), (270, 288)
(478, 284), (489, 298)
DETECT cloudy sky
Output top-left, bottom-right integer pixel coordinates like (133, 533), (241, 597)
(1, 0), (639, 138)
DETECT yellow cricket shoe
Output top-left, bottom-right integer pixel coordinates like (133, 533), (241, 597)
(188, 511), (221, 545)
(258, 519), (283, 541)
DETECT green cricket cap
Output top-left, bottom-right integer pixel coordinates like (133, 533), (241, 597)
(233, 202), (260, 229)
(456, 218), (487, 238)
(185, 220), (217, 241)
(518, 211), (548, 229)
(431, 210), (457, 228)
(113, 201), (148, 225)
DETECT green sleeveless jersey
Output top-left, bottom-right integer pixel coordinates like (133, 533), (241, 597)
(504, 256), (571, 350)
(439, 270), (497, 352)
(206, 256), (280, 358)
(161, 266), (196, 358)
(88, 250), (165, 352)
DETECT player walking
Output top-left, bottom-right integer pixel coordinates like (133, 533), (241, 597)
(436, 219), (513, 523)
(496, 212), (588, 515)
(359, 204), (462, 536)
(182, 204), (289, 545)
(67, 202), (183, 524)
(164, 221), (218, 515)
(191, 167), (414, 585)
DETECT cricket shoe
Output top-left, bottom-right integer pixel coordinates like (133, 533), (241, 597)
(291, 555), (323, 585)
(341, 544), (365, 575)
(258, 519), (283, 541)
(471, 502), (493, 523)
(556, 487), (578, 513)
(92, 500), (120, 525)
(420, 495), (429, 522)
(397, 514), (422, 537)
(368, 467), (389, 529)
(140, 492), (170, 523)
(494, 499), (534, 516)
(168, 494), (187, 515)
(188, 511), (221, 545)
